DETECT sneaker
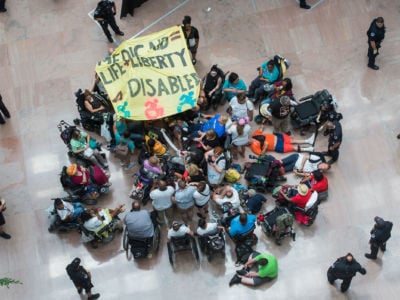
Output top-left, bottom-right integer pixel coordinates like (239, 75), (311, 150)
(88, 293), (100, 300)
(0, 232), (11, 239)
(229, 274), (242, 287)
(306, 133), (316, 145)
(236, 268), (248, 276)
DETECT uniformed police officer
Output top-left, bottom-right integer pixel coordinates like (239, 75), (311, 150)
(367, 17), (385, 70)
(322, 120), (342, 165)
(365, 216), (393, 260)
(327, 253), (366, 293)
(0, 0), (7, 12)
(94, 0), (124, 43)
(299, 0), (310, 10)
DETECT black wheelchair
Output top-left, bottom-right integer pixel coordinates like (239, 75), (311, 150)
(197, 229), (226, 262)
(122, 223), (161, 260)
(167, 234), (200, 268)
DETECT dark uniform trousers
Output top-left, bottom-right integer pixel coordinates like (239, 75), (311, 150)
(99, 16), (121, 40)
(327, 268), (353, 292)
(0, 0), (5, 10)
(0, 94), (10, 124)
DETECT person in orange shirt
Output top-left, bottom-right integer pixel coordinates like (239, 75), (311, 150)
(249, 125), (315, 155)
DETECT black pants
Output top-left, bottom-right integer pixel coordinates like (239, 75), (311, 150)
(300, 0), (308, 6)
(369, 241), (386, 258)
(327, 268), (353, 292)
(326, 148), (339, 162)
(98, 17), (121, 39)
(0, 0), (5, 10)
(368, 44), (379, 67)
(0, 95), (10, 124)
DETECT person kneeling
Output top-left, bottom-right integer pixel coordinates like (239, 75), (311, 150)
(230, 251), (278, 287)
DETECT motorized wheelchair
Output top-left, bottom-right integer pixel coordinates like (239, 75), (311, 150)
(58, 120), (106, 168)
(244, 155), (286, 193)
(47, 196), (83, 233)
(257, 206), (295, 245)
(197, 228), (226, 262)
(122, 215), (161, 259)
(59, 165), (110, 205)
(202, 64), (227, 110)
(73, 88), (114, 135)
(167, 233), (200, 268)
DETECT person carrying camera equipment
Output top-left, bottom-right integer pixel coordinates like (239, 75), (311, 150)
(94, 0), (124, 43)
(321, 120), (342, 165)
(66, 257), (100, 300)
(365, 216), (393, 260)
(204, 146), (226, 186)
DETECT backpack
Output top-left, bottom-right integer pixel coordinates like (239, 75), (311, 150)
(225, 168), (240, 183)
(216, 153), (231, 171)
(234, 243), (253, 265)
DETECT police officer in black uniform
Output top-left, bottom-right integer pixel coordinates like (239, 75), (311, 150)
(365, 216), (393, 260)
(367, 17), (385, 70)
(94, 0), (124, 43)
(322, 120), (342, 165)
(299, 0), (310, 10)
(66, 258), (100, 300)
(327, 253), (366, 293)
(0, 0), (7, 12)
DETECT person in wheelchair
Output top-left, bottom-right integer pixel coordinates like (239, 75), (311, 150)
(278, 183), (311, 211)
(83, 89), (108, 115)
(201, 65), (224, 109)
(259, 78), (293, 106)
(66, 163), (111, 191)
(124, 201), (155, 241)
(70, 129), (108, 169)
(228, 213), (256, 239)
(51, 198), (84, 230)
(143, 156), (164, 179)
(247, 60), (280, 103)
(144, 135), (167, 157)
(196, 218), (224, 237)
(81, 204), (125, 248)
(167, 221), (194, 242)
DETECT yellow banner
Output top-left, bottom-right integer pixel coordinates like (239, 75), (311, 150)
(95, 26), (200, 120)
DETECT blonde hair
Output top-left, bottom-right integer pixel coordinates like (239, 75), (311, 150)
(205, 129), (217, 139)
(149, 156), (160, 166)
(220, 115), (229, 125)
(188, 163), (200, 176)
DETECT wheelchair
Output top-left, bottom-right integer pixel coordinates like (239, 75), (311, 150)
(59, 165), (110, 205)
(167, 234), (200, 268)
(80, 216), (123, 247)
(229, 225), (258, 247)
(122, 223), (161, 259)
(294, 191), (319, 226)
(197, 229), (226, 262)
(257, 206), (295, 245)
(58, 120), (106, 168)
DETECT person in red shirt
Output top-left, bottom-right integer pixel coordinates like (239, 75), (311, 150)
(279, 184), (311, 209)
(301, 170), (328, 193)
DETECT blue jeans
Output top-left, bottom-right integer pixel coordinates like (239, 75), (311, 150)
(281, 153), (299, 172)
(72, 203), (84, 219)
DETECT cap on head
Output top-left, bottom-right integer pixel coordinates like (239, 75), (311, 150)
(247, 189), (256, 197)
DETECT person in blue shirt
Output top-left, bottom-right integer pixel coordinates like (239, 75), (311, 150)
(248, 60), (279, 103)
(244, 189), (267, 214)
(222, 72), (247, 102)
(229, 213), (256, 238)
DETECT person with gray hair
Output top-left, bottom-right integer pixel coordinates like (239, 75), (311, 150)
(269, 95), (297, 135)
(172, 180), (196, 223)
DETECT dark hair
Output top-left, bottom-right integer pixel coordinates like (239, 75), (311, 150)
(376, 17), (384, 24)
(267, 60), (275, 67)
(123, 130), (130, 139)
(210, 64), (218, 72)
(198, 218), (206, 229)
(158, 180), (167, 191)
(239, 213), (247, 225)
(147, 138), (155, 147)
(70, 257), (81, 269)
(197, 181), (206, 193)
(131, 201), (140, 211)
(312, 170), (323, 182)
(282, 78), (293, 91)
(258, 258), (268, 266)
(80, 210), (92, 222)
(228, 72), (239, 83)
(183, 15), (191, 25)
(54, 198), (63, 207)
(72, 130), (81, 139)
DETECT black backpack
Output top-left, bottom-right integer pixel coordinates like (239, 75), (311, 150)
(235, 243), (253, 264)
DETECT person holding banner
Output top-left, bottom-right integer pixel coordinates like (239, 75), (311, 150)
(182, 16), (199, 65)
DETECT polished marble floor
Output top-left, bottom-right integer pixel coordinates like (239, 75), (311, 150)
(1, 0), (400, 299)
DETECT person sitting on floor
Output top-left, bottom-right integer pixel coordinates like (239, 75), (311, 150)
(229, 251), (278, 287)
(243, 189), (267, 214)
(249, 125), (315, 155)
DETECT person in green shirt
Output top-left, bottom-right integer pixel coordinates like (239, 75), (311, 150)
(229, 251), (278, 287)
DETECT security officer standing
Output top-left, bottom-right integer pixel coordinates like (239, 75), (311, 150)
(299, 0), (310, 10)
(0, 0), (6, 12)
(367, 17), (385, 70)
(322, 120), (342, 165)
(365, 216), (393, 260)
(94, 0), (124, 43)
(66, 257), (100, 300)
(327, 253), (367, 293)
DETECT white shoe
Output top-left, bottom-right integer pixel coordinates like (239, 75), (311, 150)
(301, 146), (314, 152)
(306, 133), (316, 145)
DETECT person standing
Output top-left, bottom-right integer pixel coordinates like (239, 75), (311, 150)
(367, 17), (385, 70)
(172, 180), (196, 224)
(0, 196), (11, 239)
(94, 0), (124, 43)
(299, 0), (310, 10)
(327, 253), (366, 293)
(322, 120), (342, 165)
(182, 16), (199, 65)
(0, 94), (11, 124)
(269, 95), (297, 135)
(149, 180), (175, 226)
(365, 216), (393, 260)
(66, 258), (100, 300)
(0, 0), (6, 12)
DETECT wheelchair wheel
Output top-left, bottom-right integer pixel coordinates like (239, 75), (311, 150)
(99, 186), (109, 194)
(167, 242), (175, 267)
(152, 226), (161, 253)
(122, 228), (129, 251)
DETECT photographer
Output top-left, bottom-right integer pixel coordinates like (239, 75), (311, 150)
(94, 0), (124, 43)
(204, 146), (226, 186)
(321, 120), (342, 165)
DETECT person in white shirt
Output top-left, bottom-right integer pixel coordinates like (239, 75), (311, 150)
(212, 185), (240, 210)
(167, 221), (194, 242)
